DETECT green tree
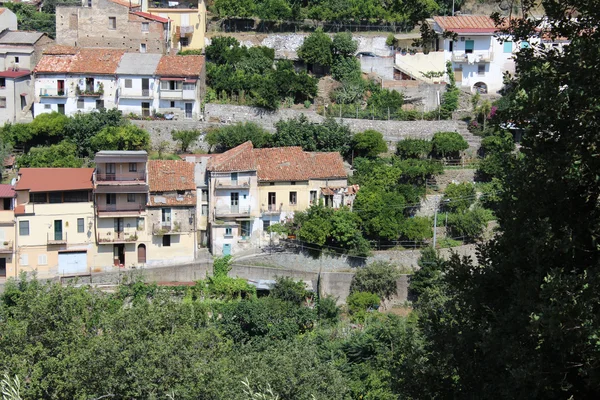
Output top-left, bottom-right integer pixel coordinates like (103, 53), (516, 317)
(409, 246), (445, 298)
(399, 216), (433, 241)
(331, 32), (357, 58)
(269, 277), (309, 305)
(297, 29), (333, 67)
(64, 108), (127, 157)
(206, 122), (272, 152)
(431, 131), (468, 158)
(442, 182), (476, 213)
(396, 138), (432, 159)
(171, 129), (202, 153)
(351, 130), (388, 158)
(445, 206), (492, 240)
(90, 125), (150, 153)
(331, 56), (362, 82)
(4, 3), (55, 38)
(17, 141), (84, 168)
(346, 292), (380, 323)
(350, 261), (400, 300)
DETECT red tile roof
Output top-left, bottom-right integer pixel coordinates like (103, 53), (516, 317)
(148, 194), (196, 207)
(131, 11), (169, 23)
(155, 55), (205, 77)
(109, 0), (140, 7)
(207, 142), (347, 182)
(43, 45), (78, 55)
(0, 69), (30, 78)
(0, 184), (15, 198)
(35, 48), (125, 75)
(434, 16), (498, 34)
(35, 55), (72, 73)
(16, 168), (94, 192)
(148, 160), (196, 192)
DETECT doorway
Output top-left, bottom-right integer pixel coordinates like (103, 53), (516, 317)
(454, 68), (463, 83)
(114, 244), (125, 266)
(268, 192), (276, 211)
(141, 78), (149, 97)
(184, 102), (192, 119)
(114, 217), (124, 240)
(230, 192), (239, 213)
(57, 104), (65, 115)
(223, 243), (231, 256)
(0, 258), (5, 277)
(137, 244), (146, 264)
(54, 220), (63, 241)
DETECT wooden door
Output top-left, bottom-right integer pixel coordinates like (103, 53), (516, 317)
(137, 244), (146, 264)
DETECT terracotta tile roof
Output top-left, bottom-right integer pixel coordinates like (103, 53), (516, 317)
(131, 11), (169, 23)
(14, 204), (24, 215)
(16, 168), (94, 192)
(43, 45), (78, 55)
(434, 16), (498, 34)
(70, 48), (125, 75)
(148, 160), (196, 192)
(0, 8), (5, 15)
(155, 55), (205, 77)
(109, 0), (140, 7)
(35, 54), (72, 73)
(0, 69), (30, 78)
(0, 184), (15, 198)
(207, 141), (347, 182)
(148, 194), (196, 207)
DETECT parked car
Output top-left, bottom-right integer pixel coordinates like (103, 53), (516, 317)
(356, 51), (378, 58)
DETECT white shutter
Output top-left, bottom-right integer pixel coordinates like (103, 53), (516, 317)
(20, 254), (28, 266)
(38, 254), (48, 265)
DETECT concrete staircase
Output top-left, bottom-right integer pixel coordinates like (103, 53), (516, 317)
(455, 120), (482, 155)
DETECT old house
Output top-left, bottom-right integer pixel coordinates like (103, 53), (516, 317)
(56, 0), (170, 54)
(115, 52), (162, 117)
(0, 184), (15, 280)
(154, 54), (205, 119)
(146, 160), (196, 266)
(14, 168), (96, 278)
(145, 0), (207, 51)
(206, 141), (350, 256)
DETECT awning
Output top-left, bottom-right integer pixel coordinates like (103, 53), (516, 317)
(160, 77), (185, 81)
(20, 93), (27, 96)
(184, 78), (197, 83)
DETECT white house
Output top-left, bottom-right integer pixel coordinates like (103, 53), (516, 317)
(33, 47), (123, 116)
(0, 8), (17, 32)
(115, 53), (162, 117)
(433, 15), (517, 94)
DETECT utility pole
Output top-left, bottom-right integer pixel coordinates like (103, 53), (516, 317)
(433, 196), (439, 248)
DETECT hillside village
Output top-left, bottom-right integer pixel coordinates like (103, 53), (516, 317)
(0, 0), (594, 398)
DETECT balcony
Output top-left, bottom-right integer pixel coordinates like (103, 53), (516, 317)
(39, 89), (67, 98)
(261, 204), (282, 215)
(47, 232), (67, 245)
(215, 178), (250, 189)
(97, 231), (139, 244)
(149, 0), (198, 9)
(159, 90), (183, 100)
(182, 89), (196, 100)
(0, 211), (14, 224)
(214, 205), (251, 218)
(119, 89), (153, 100)
(451, 51), (493, 63)
(152, 221), (186, 235)
(0, 240), (13, 254)
(97, 203), (145, 217)
(96, 171), (146, 183)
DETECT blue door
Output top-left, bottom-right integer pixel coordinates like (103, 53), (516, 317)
(223, 244), (231, 256)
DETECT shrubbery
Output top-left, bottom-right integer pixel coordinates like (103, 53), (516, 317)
(396, 138), (433, 159)
(431, 131), (469, 158)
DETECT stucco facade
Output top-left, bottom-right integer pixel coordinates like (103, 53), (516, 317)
(148, 0), (207, 51)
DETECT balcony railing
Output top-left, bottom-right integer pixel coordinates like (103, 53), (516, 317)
(119, 89), (153, 99)
(261, 204), (282, 214)
(451, 51), (493, 63)
(215, 178), (250, 189)
(152, 221), (187, 235)
(39, 89), (67, 98)
(214, 205), (251, 217)
(97, 231), (139, 243)
(47, 232), (67, 245)
(96, 171), (146, 182)
(159, 90), (183, 100)
(97, 203), (145, 213)
(0, 240), (13, 253)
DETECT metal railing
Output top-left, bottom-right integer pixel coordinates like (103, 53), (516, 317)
(96, 171), (146, 182)
(47, 232), (67, 245)
(97, 231), (139, 243)
(97, 203), (145, 213)
(0, 240), (13, 253)
(451, 51), (493, 63)
(214, 205), (251, 217)
(215, 178), (251, 188)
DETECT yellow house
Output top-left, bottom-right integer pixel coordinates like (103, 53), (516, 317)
(14, 168), (96, 278)
(0, 185), (16, 280)
(146, 159), (196, 266)
(93, 151), (150, 269)
(206, 142), (351, 256)
(145, 0), (207, 51)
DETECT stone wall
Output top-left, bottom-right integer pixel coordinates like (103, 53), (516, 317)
(132, 104), (466, 151)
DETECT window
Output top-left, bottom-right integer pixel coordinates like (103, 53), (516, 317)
(0, 78), (5, 88)
(124, 79), (132, 88)
(503, 40), (513, 53)
(87, 0), (92, 6)
(44, 104), (51, 109)
(477, 64), (485, 76)
(0, 97), (6, 108)
(64, 191), (88, 202)
(465, 40), (474, 54)
(108, 17), (116, 29)
(310, 190), (317, 204)
(19, 220), (29, 236)
(263, 219), (270, 231)
(289, 191), (297, 205)
(106, 193), (116, 205)
(449, 40), (453, 52)
(162, 208), (171, 223)
(49, 192), (62, 203)
(58, 104), (65, 115)
(77, 218), (85, 233)
(201, 189), (208, 202)
(231, 172), (238, 184)
(291, 181), (296, 185)
(38, 254), (48, 265)
(140, 43), (147, 53)
(137, 217), (144, 230)
(183, 82), (195, 91)
(127, 193), (136, 203)
(225, 227), (232, 237)
(96, 99), (104, 110)
(162, 235), (171, 246)
(14, 57), (19, 63)
(170, 101), (175, 108)
(129, 163), (137, 172)
(201, 204), (208, 216)
(20, 254), (28, 266)
(77, 98), (84, 109)
(141, 102), (150, 117)
(180, 37), (189, 47)
(240, 221), (251, 239)
(141, 22), (149, 32)
(160, 80), (182, 91)
(31, 192), (47, 203)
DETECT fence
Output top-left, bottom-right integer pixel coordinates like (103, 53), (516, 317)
(321, 103), (442, 121)
(211, 18), (415, 34)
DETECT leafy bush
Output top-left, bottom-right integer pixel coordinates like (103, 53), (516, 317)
(351, 129), (388, 158)
(396, 138), (433, 159)
(298, 29), (332, 67)
(171, 129), (202, 153)
(446, 207), (494, 240)
(272, 115), (351, 154)
(331, 56), (361, 82)
(316, 296), (341, 325)
(346, 292), (381, 323)
(270, 277), (309, 305)
(350, 261), (400, 300)
(431, 131), (469, 158)
(443, 182), (476, 213)
(399, 216), (433, 241)
(18, 140), (83, 168)
(206, 122), (272, 152)
(89, 125), (150, 153)
(410, 246), (445, 298)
